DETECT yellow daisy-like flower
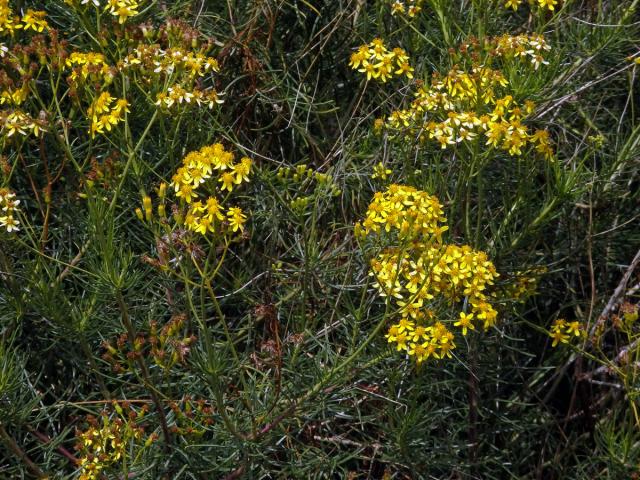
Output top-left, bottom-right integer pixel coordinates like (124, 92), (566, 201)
(19, 9), (48, 32)
(538, 0), (558, 11)
(219, 172), (235, 192)
(454, 312), (475, 336)
(372, 162), (392, 180)
(227, 207), (247, 232)
(504, 0), (522, 9)
(105, 0), (140, 24)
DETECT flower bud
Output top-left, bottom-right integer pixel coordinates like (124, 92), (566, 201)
(143, 195), (152, 221)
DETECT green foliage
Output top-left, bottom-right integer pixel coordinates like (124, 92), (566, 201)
(0, 0), (639, 478)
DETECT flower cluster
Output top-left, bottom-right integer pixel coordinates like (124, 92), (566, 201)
(371, 162), (392, 181)
(1, 83), (29, 107)
(390, 0), (423, 17)
(20, 9), (49, 32)
(168, 397), (215, 438)
(123, 45), (220, 78)
(360, 33), (554, 158)
(275, 163), (341, 213)
(0, 2), (49, 35)
(549, 318), (584, 347)
(64, 0), (141, 24)
(349, 39), (414, 82)
(0, 13), (66, 140)
(103, 314), (196, 374)
(357, 185), (499, 363)
(122, 44), (223, 110)
(0, 109), (44, 137)
(503, 267), (546, 302)
(383, 65), (553, 158)
(0, 188), (20, 232)
(505, 0), (559, 12)
(356, 184), (447, 241)
(87, 92), (129, 138)
(75, 406), (147, 480)
(459, 33), (551, 70)
(65, 52), (113, 85)
(170, 143), (251, 235)
(155, 85), (223, 109)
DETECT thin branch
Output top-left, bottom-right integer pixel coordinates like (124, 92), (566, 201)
(590, 248), (640, 338)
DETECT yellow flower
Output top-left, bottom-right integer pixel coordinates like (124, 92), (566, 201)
(391, 2), (405, 15)
(193, 216), (214, 235)
(396, 318), (415, 333)
(565, 321), (582, 337)
(205, 197), (224, 221)
(372, 162), (392, 180)
(219, 172), (235, 192)
(232, 157), (252, 183)
(439, 341), (455, 358)
(504, 0), (522, 9)
(408, 342), (430, 363)
(409, 325), (428, 342)
(385, 324), (401, 343)
(227, 207), (247, 232)
(176, 183), (197, 203)
(19, 9), (48, 32)
(105, 0), (139, 24)
(538, 0), (558, 10)
(349, 49), (367, 69)
(395, 61), (414, 79)
(87, 93), (127, 138)
(550, 329), (569, 347)
(454, 312), (475, 336)
(394, 331), (409, 351)
(351, 39), (413, 82)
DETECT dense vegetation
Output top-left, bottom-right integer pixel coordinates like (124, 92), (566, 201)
(0, 0), (639, 478)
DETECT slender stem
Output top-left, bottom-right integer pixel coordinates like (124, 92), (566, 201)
(194, 255), (257, 430)
(253, 311), (390, 440)
(0, 424), (47, 478)
(79, 336), (111, 400)
(108, 110), (159, 213)
(115, 290), (172, 447)
(181, 264), (250, 442)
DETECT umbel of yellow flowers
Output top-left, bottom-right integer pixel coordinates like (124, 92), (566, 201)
(171, 143), (251, 235)
(356, 184), (499, 364)
(349, 38), (414, 82)
(352, 34), (555, 160)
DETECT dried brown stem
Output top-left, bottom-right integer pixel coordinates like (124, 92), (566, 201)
(0, 424), (47, 478)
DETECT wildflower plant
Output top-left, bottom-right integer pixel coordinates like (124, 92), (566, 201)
(349, 38), (414, 82)
(357, 184), (499, 363)
(272, 163), (341, 214)
(503, 0), (560, 13)
(169, 142), (251, 236)
(389, 0), (424, 17)
(379, 34), (554, 158)
(0, 0), (639, 478)
(64, 0), (141, 24)
(0, 187), (20, 232)
(74, 403), (153, 480)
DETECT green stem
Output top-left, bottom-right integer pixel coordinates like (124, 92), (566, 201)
(79, 336), (111, 401)
(108, 110), (159, 213)
(115, 290), (172, 447)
